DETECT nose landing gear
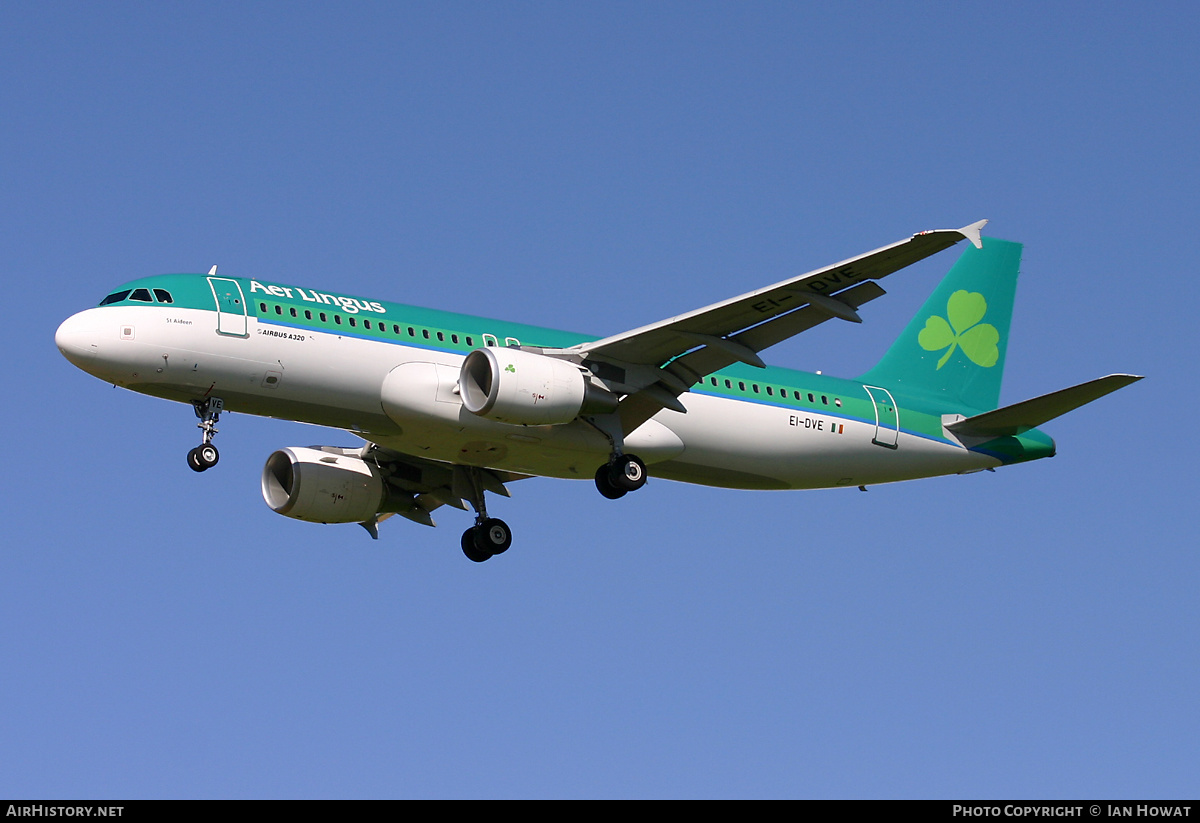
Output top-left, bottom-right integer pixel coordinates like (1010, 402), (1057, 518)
(187, 397), (224, 473)
(187, 443), (219, 472)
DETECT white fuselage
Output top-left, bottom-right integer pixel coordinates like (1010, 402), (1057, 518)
(56, 303), (999, 490)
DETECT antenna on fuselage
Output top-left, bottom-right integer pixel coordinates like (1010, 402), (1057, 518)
(208, 265), (217, 275)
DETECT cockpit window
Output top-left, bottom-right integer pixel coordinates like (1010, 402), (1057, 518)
(153, 289), (173, 304)
(129, 288), (153, 302)
(99, 290), (131, 306)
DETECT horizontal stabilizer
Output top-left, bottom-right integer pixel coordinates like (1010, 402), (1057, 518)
(947, 374), (1143, 438)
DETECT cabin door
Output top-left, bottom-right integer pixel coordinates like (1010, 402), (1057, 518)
(207, 277), (248, 337)
(863, 386), (899, 449)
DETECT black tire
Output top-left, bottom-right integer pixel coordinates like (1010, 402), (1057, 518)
(476, 518), (512, 555)
(610, 454), (647, 492)
(196, 444), (219, 469)
(186, 447), (206, 473)
(595, 464), (627, 499)
(461, 528), (492, 562)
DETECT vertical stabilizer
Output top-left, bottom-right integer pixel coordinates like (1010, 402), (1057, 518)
(859, 238), (1022, 412)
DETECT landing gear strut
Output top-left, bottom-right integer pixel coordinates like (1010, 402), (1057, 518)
(458, 466), (512, 562)
(583, 414), (648, 501)
(187, 397), (224, 473)
(594, 453), (647, 500)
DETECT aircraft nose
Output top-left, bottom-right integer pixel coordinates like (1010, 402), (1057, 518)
(55, 310), (100, 367)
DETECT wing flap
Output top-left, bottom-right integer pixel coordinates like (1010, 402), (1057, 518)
(607, 282), (888, 433)
(354, 442), (530, 532)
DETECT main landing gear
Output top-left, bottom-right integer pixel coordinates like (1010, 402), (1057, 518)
(187, 397), (224, 473)
(594, 453), (647, 500)
(459, 466), (512, 563)
(461, 518), (512, 563)
(584, 414), (648, 501)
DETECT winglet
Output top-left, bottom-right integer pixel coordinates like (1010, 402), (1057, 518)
(957, 219), (988, 249)
(208, 265), (218, 275)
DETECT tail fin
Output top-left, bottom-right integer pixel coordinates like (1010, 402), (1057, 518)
(859, 237), (1022, 412)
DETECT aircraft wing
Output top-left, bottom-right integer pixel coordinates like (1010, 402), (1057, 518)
(557, 220), (987, 429)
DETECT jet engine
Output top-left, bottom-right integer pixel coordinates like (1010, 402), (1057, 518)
(262, 446), (387, 524)
(458, 347), (618, 426)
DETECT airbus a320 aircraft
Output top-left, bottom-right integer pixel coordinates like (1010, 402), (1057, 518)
(55, 221), (1140, 561)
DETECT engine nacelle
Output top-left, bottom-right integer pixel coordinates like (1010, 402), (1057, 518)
(262, 446), (386, 524)
(458, 347), (617, 426)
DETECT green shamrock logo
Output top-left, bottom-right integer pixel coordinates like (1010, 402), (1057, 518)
(918, 290), (1000, 370)
(504, 364), (516, 373)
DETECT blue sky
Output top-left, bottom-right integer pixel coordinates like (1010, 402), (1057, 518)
(2, 2), (1196, 798)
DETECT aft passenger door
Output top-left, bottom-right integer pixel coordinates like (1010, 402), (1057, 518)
(207, 277), (248, 337)
(863, 385), (899, 449)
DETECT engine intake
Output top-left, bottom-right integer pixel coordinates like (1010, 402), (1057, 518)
(458, 347), (617, 425)
(262, 446), (386, 524)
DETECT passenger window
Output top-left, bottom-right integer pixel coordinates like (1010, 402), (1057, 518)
(436, 331), (444, 341)
(364, 319), (371, 329)
(466, 336), (474, 347)
(290, 308), (297, 317)
(752, 384), (760, 393)
(725, 379), (731, 388)
(334, 315), (342, 325)
(305, 310), (312, 320)
(320, 312), (327, 322)
(153, 289), (173, 304)
(821, 395), (828, 404)
(766, 386), (773, 396)
(452, 334), (459, 344)
(738, 382), (745, 391)
(99, 290), (131, 306)
(275, 305), (282, 315)
(259, 302), (268, 313)
(129, 288), (153, 302)
(349, 317), (357, 327)
(422, 329), (430, 339)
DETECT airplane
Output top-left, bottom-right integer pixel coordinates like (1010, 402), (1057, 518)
(55, 220), (1141, 561)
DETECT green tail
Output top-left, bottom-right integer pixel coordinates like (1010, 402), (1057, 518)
(859, 237), (1023, 413)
